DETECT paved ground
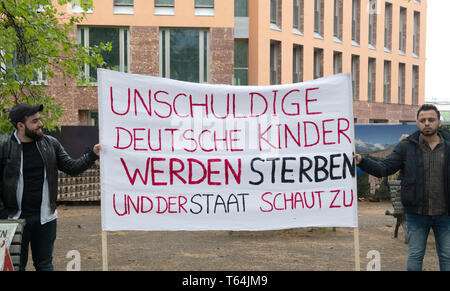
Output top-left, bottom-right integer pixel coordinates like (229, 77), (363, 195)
(22, 201), (441, 271)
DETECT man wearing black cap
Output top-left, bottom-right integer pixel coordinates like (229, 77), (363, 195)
(0, 103), (100, 271)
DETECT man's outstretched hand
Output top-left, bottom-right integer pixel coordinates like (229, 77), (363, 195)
(354, 154), (362, 165)
(93, 144), (101, 157)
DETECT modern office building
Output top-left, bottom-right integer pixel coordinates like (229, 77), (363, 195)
(47, 0), (427, 125)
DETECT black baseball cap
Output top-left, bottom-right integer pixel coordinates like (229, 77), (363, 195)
(9, 103), (44, 127)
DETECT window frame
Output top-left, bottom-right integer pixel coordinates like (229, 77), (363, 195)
(159, 28), (210, 84)
(293, 44), (303, 83)
(77, 26), (130, 85)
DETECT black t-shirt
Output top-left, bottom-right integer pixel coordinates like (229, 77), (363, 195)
(21, 141), (45, 217)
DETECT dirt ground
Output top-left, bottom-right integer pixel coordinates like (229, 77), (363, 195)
(23, 201), (442, 271)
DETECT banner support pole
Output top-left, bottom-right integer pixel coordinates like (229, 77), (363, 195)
(354, 227), (360, 271)
(102, 231), (108, 271)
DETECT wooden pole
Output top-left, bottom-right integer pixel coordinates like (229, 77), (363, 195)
(354, 227), (360, 271)
(102, 231), (108, 271)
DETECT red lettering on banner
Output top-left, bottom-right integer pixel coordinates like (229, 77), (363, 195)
(169, 158), (186, 184)
(284, 123), (301, 147)
(188, 158), (207, 184)
(183, 129), (198, 152)
(338, 118), (351, 144)
(344, 189), (354, 207)
(113, 193), (127, 216)
(305, 88), (321, 115)
(141, 196), (153, 213)
(210, 93), (230, 119)
(259, 191), (323, 212)
(229, 130), (243, 152)
(224, 158), (241, 185)
(110, 87), (131, 116)
(249, 92), (268, 118)
(120, 157), (150, 186)
(190, 94), (209, 118)
(213, 130), (228, 151)
(112, 194), (189, 215)
(329, 190), (341, 208)
(151, 158), (167, 186)
(173, 93), (189, 118)
(165, 128), (179, 152)
(153, 90), (172, 118)
(133, 128), (147, 151)
(207, 159), (222, 186)
(272, 90), (278, 116)
(156, 196), (168, 213)
(114, 127), (132, 150)
(258, 124), (279, 150)
(232, 93), (248, 119)
(199, 130), (213, 152)
(281, 89), (300, 116)
(303, 121), (320, 147)
(134, 89), (152, 116)
(322, 119), (336, 145)
(147, 129), (162, 151)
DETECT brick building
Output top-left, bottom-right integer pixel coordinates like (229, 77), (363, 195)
(46, 0), (427, 125)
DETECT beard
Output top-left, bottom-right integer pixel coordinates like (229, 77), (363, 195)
(420, 128), (438, 137)
(25, 125), (44, 141)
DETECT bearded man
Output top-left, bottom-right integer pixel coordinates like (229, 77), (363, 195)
(355, 104), (450, 271)
(0, 104), (100, 271)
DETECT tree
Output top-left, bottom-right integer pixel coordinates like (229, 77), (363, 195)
(0, 0), (109, 133)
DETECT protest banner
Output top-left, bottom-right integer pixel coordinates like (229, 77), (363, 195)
(0, 222), (18, 271)
(97, 69), (359, 269)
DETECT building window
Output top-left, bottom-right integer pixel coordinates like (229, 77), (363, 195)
(412, 65), (419, 105)
(235, 0), (248, 17)
(368, 58), (376, 102)
(352, 55), (360, 100)
(79, 110), (98, 126)
(333, 0), (343, 40)
(384, 2), (392, 51)
(293, 44), (303, 83)
(155, 0), (174, 6)
(352, 0), (360, 44)
(399, 7), (407, 54)
(71, 0), (93, 13)
(398, 63), (406, 104)
(293, 0), (304, 34)
(78, 27), (129, 82)
(314, 0), (324, 37)
(383, 61), (391, 104)
(368, 0), (377, 48)
(413, 11), (420, 56)
(333, 51), (342, 75)
(160, 28), (209, 83)
(313, 48), (323, 79)
(369, 119), (388, 124)
(154, 0), (175, 15)
(234, 40), (248, 85)
(270, 40), (281, 85)
(270, 0), (281, 29)
(113, 0), (134, 14)
(3, 51), (47, 84)
(195, 0), (214, 16)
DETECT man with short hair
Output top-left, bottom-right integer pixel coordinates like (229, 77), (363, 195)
(355, 104), (450, 271)
(0, 103), (100, 271)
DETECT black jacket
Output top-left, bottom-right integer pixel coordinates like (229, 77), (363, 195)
(358, 130), (450, 215)
(0, 133), (98, 218)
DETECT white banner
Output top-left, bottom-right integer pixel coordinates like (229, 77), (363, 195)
(98, 69), (357, 231)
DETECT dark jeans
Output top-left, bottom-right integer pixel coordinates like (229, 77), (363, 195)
(406, 214), (450, 271)
(20, 215), (57, 271)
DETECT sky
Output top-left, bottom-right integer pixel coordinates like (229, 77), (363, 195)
(425, 0), (450, 102)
